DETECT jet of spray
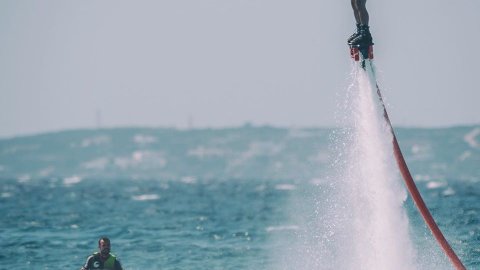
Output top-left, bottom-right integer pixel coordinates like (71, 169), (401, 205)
(270, 61), (456, 270)
(269, 63), (418, 270)
(336, 63), (417, 270)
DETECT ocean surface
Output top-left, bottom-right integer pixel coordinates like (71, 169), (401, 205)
(0, 125), (479, 269)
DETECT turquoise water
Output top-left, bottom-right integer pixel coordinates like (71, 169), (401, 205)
(0, 126), (479, 269)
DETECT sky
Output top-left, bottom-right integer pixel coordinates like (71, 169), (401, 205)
(1, 0), (479, 138)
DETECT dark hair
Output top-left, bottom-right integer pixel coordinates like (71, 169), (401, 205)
(98, 237), (111, 246)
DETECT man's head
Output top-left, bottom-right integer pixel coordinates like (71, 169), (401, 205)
(98, 237), (111, 257)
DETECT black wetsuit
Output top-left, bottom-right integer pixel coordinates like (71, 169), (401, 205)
(81, 252), (123, 270)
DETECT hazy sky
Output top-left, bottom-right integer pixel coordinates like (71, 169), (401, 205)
(1, 0), (479, 138)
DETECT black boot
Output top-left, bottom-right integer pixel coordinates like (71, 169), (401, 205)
(347, 23), (361, 44)
(349, 24), (373, 46)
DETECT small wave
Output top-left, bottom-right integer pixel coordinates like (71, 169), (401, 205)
(133, 134), (157, 145)
(414, 174), (433, 182)
(114, 151), (167, 169)
(63, 175), (82, 186)
(442, 187), (456, 196)
(38, 166), (55, 177)
(426, 181), (447, 189)
(410, 143), (431, 160)
(18, 174), (31, 183)
(1, 192), (13, 198)
(79, 135), (111, 148)
(274, 184), (296, 191)
(265, 225), (299, 232)
(82, 157), (109, 170)
(229, 141), (283, 167)
(181, 176), (197, 184)
(187, 146), (224, 158)
(464, 127), (480, 148)
(458, 151), (472, 161)
(132, 194), (160, 201)
(287, 128), (315, 138)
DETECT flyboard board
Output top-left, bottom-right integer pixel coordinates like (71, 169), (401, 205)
(349, 43), (466, 270)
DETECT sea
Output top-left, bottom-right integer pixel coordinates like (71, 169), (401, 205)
(1, 69), (479, 269)
(1, 124), (478, 269)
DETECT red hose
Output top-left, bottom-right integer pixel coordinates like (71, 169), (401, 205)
(371, 75), (466, 270)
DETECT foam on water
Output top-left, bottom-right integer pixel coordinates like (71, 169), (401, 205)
(131, 194), (160, 201)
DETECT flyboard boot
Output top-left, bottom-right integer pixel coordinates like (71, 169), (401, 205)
(348, 24), (374, 68)
(347, 23), (361, 44)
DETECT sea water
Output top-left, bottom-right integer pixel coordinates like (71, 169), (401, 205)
(1, 101), (479, 268)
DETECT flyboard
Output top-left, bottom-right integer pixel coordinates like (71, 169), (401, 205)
(349, 44), (466, 270)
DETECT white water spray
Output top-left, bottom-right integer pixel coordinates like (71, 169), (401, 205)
(270, 63), (422, 270)
(337, 63), (417, 270)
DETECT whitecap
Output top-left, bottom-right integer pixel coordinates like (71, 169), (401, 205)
(187, 146), (224, 158)
(1, 192), (13, 198)
(442, 187), (456, 196)
(287, 128), (315, 138)
(132, 151), (143, 162)
(181, 176), (197, 184)
(133, 134), (157, 145)
(18, 174), (31, 183)
(38, 166), (55, 177)
(80, 135), (111, 148)
(426, 181), (447, 189)
(63, 175), (82, 186)
(229, 141), (283, 167)
(132, 194), (160, 201)
(464, 127), (480, 148)
(274, 184), (296, 190)
(410, 143), (431, 160)
(82, 157), (109, 170)
(411, 144), (421, 154)
(265, 225), (299, 232)
(458, 150), (472, 161)
(114, 151), (167, 169)
(414, 174), (432, 182)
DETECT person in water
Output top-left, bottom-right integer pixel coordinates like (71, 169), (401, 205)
(81, 237), (123, 270)
(348, 0), (373, 46)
